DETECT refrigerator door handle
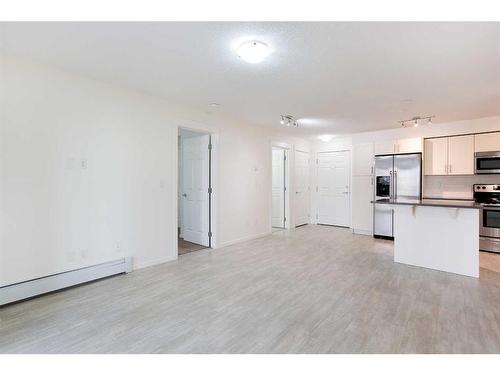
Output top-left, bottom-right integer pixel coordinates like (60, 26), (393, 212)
(394, 170), (397, 199)
(389, 170), (393, 199)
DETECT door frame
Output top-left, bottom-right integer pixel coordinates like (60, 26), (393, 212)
(270, 142), (291, 231)
(175, 122), (218, 257)
(314, 149), (352, 228)
(294, 148), (311, 228)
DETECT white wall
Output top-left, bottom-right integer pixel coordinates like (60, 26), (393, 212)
(0, 54), (310, 286)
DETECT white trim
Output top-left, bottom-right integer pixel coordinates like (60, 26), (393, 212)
(132, 255), (177, 270)
(352, 229), (373, 236)
(215, 231), (272, 249)
(0, 257), (132, 306)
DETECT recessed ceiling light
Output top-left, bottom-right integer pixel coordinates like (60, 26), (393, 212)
(236, 40), (272, 64)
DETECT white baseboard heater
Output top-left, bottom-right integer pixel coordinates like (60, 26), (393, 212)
(0, 257), (133, 306)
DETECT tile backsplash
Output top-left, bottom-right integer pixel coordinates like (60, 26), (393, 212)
(424, 175), (500, 199)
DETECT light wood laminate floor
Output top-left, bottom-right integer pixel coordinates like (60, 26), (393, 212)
(1, 225), (500, 353)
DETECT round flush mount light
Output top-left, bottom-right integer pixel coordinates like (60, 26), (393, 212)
(236, 40), (272, 64)
(318, 134), (335, 142)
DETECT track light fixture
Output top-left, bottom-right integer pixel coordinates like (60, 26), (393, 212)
(280, 115), (298, 127)
(400, 115), (435, 128)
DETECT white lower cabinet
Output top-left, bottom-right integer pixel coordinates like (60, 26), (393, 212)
(351, 175), (374, 235)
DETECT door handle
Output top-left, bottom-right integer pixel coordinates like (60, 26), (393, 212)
(394, 170), (398, 198)
(182, 193), (187, 197)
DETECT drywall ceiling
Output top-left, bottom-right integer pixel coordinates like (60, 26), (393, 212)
(1, 22), (499, 136)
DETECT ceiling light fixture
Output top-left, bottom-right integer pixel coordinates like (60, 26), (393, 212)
(318, 134), (335, 142)
(400, 115), (435, 128)
(280, 115), (298, 128)
(236, 40), (272, 64)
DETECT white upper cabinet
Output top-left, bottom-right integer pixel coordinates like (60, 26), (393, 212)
(374, 137), (422, 155)
(374, 140), (396, 155)
(475, 132), (500, 152)
(448, 135), (474, 175)
(424, 135), (474, 176)
(424, 137), (448, 175)
(396, 137), (422, 154)
(352, 142), (374, 175)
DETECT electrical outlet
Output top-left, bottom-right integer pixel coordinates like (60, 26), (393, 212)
(80, 159), (87, 169)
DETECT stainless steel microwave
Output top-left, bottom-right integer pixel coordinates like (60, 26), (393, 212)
(475, 151), (500, 174)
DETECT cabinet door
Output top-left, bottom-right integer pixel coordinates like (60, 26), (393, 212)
(475, 132), (500, 152)
(424, 137), (448, 175)
(374, 140), (396, 155)
(448, 135), (474, 175)
(397, 137), (422, 154)
(352, 142), (374, 175)
(351, 175), (374, 234)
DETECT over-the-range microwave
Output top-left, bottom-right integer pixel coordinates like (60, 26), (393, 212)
(475, 151), (500, 174)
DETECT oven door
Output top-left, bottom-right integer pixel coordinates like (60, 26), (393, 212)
(480, 206), (500, 238)
(475, 151), (500, 174)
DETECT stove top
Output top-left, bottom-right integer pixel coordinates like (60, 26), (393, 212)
(474, 184), (500, 206)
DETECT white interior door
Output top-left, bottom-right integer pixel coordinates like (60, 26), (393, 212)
(294, 150), (310, 227)
(317, 151), (350, 227)
(182, 134), (210, 246)
(272, 148), (285, 228)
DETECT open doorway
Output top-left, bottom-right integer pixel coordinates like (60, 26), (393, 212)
(178, 128), (212, 255)
(271, 146), (288, 231)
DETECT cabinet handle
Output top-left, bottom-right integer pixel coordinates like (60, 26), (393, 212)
(449, 164), (452, 174)
(371, 177), (374, 185)
(370, 166), (374, 174)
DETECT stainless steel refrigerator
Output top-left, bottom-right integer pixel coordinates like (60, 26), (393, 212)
(373, 153), (422, 239)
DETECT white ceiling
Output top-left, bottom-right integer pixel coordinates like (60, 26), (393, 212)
(1, 22), (499, 136)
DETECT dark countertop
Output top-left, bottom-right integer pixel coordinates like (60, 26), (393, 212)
(371, 198), (482, 209)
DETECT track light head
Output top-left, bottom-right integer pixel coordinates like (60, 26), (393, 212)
(280, 115), (298, 128)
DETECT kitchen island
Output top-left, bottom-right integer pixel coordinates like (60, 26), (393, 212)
(373, 198), (481, 278)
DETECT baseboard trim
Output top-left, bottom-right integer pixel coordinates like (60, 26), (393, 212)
(352, 229), (373, 236)
(215, 231), (272, 249)
(0, 257), (132, 306)
(132, 255), (177, 270)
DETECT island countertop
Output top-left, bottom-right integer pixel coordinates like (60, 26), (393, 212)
(371, 198), (482, 209)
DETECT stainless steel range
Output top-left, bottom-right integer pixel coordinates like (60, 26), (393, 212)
(474, 184), (500, 253)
